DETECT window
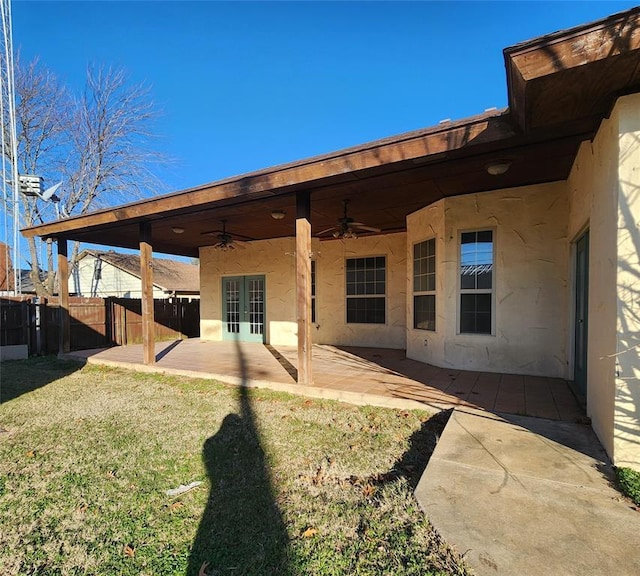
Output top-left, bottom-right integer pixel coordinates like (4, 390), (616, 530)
(346, 256), (385, 324)
(311, 260), (316, 323)
(459, 230), (493, 334)
(413, 238), (436, 331)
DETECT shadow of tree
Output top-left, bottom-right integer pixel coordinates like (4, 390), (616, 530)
(186, 340), (289, 576)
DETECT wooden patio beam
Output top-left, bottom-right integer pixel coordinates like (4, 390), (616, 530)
(139, 222), (155, 365)
(57, 237), (70, 355)
(296, 190), (313, 385)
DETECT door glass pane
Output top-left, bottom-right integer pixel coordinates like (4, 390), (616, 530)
(248, 278), (264, 335)
(225, 280), (240, 333)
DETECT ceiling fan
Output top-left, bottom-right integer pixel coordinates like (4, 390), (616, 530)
(317, 200), (381, 239)
(201, 220), (247, 251)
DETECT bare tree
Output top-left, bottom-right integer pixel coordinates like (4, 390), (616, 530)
(5, 58), (164, 296)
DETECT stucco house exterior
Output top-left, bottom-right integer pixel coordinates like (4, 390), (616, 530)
(72, 249), (199, 299)
(22, 9), (640, 470)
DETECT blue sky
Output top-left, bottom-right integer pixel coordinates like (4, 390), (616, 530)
(13, 1), (639, 194)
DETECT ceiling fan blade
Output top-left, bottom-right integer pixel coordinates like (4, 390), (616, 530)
(316, 226), (338, 236)
(201, 229), (222, 236)
(349, 221), (365, 227)
(353, 224), (381, 233)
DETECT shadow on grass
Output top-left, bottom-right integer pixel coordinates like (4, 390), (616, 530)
(379, 408), (453, 489)
(0, 356), (83, 404)
(186, 340), (289, 576)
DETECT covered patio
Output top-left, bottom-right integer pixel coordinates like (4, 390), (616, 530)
(22, 8), (640, 469)
(64, 339), (583, 421)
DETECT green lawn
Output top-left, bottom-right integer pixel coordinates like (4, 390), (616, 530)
(0, 357), (470, 576)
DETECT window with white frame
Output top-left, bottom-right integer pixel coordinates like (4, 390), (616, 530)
(346, 256), (386, 324)
(459, 230), (493, 334)
(413, 238), (436, 331)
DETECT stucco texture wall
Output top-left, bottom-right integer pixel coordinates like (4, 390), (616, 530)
(615, 94), (640, 469)
(313, 232), (407, 348)
(200, 237), (297, 345)
(567, 93), (640, 469)
(406, 184), (570, 377)
(199, 232), (407, 348)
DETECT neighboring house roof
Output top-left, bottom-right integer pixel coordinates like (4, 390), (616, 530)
(19, 269), (38, 293)
(78, 250), (199, 293)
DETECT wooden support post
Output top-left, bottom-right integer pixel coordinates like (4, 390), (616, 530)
(139, 222), (155, 364)
(57, 238), (70, 354)
(296, 191), (313, 385)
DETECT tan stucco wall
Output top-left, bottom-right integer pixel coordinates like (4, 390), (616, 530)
(567, 93), (640, 469)
(199, 232), (407, 348)
(406, 183), (569, 377)
(200, 237), (297, 345)
(568, 114), (619, 460)
(614, 94), (640, 469)
(313, 232), (407, 348)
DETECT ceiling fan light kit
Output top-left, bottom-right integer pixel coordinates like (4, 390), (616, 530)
(208, 220), (246, 251)
(319, 199), (380, 240)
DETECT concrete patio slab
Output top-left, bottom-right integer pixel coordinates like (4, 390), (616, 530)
(416, 409), (639, 576)
(62, 339), (584, 420)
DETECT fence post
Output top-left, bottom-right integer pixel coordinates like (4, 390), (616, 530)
(57, 238), (70, 354)
(34, 297), (42, 355)
(21, 300), (30, 356)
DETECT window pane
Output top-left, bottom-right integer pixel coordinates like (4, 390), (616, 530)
(460, 231), (493, 290)
(460, 294), (492, 334)
(460, 272), (476, 290)
(414, 295), (435, 331)
(346, 297), (385, 324)
(413, 238), (436, 295)
(476, 268), (492, 290)
(345, 257), (386, 323)
(426, 274), (435, 292)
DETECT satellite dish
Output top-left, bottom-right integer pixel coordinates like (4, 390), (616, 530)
(41, 181), (62, 202)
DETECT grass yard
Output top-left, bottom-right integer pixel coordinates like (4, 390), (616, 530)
(0, 357), (470, 576)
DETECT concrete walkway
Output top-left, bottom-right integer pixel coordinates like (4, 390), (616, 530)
(416, 409), (640, 576)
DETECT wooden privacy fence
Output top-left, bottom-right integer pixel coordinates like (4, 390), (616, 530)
(0, 296), (199, 356)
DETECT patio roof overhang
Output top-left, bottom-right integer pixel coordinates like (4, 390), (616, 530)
(21, 7), (640, 258)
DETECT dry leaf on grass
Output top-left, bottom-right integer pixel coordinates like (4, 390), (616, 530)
(362, 484), (376, 498)
(25, 450), (35, 458)
(198, 561), (210, 576)
(123, 544), (135, 557)
(169, 501), (184, 512)
(302, 527), (318, 538)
